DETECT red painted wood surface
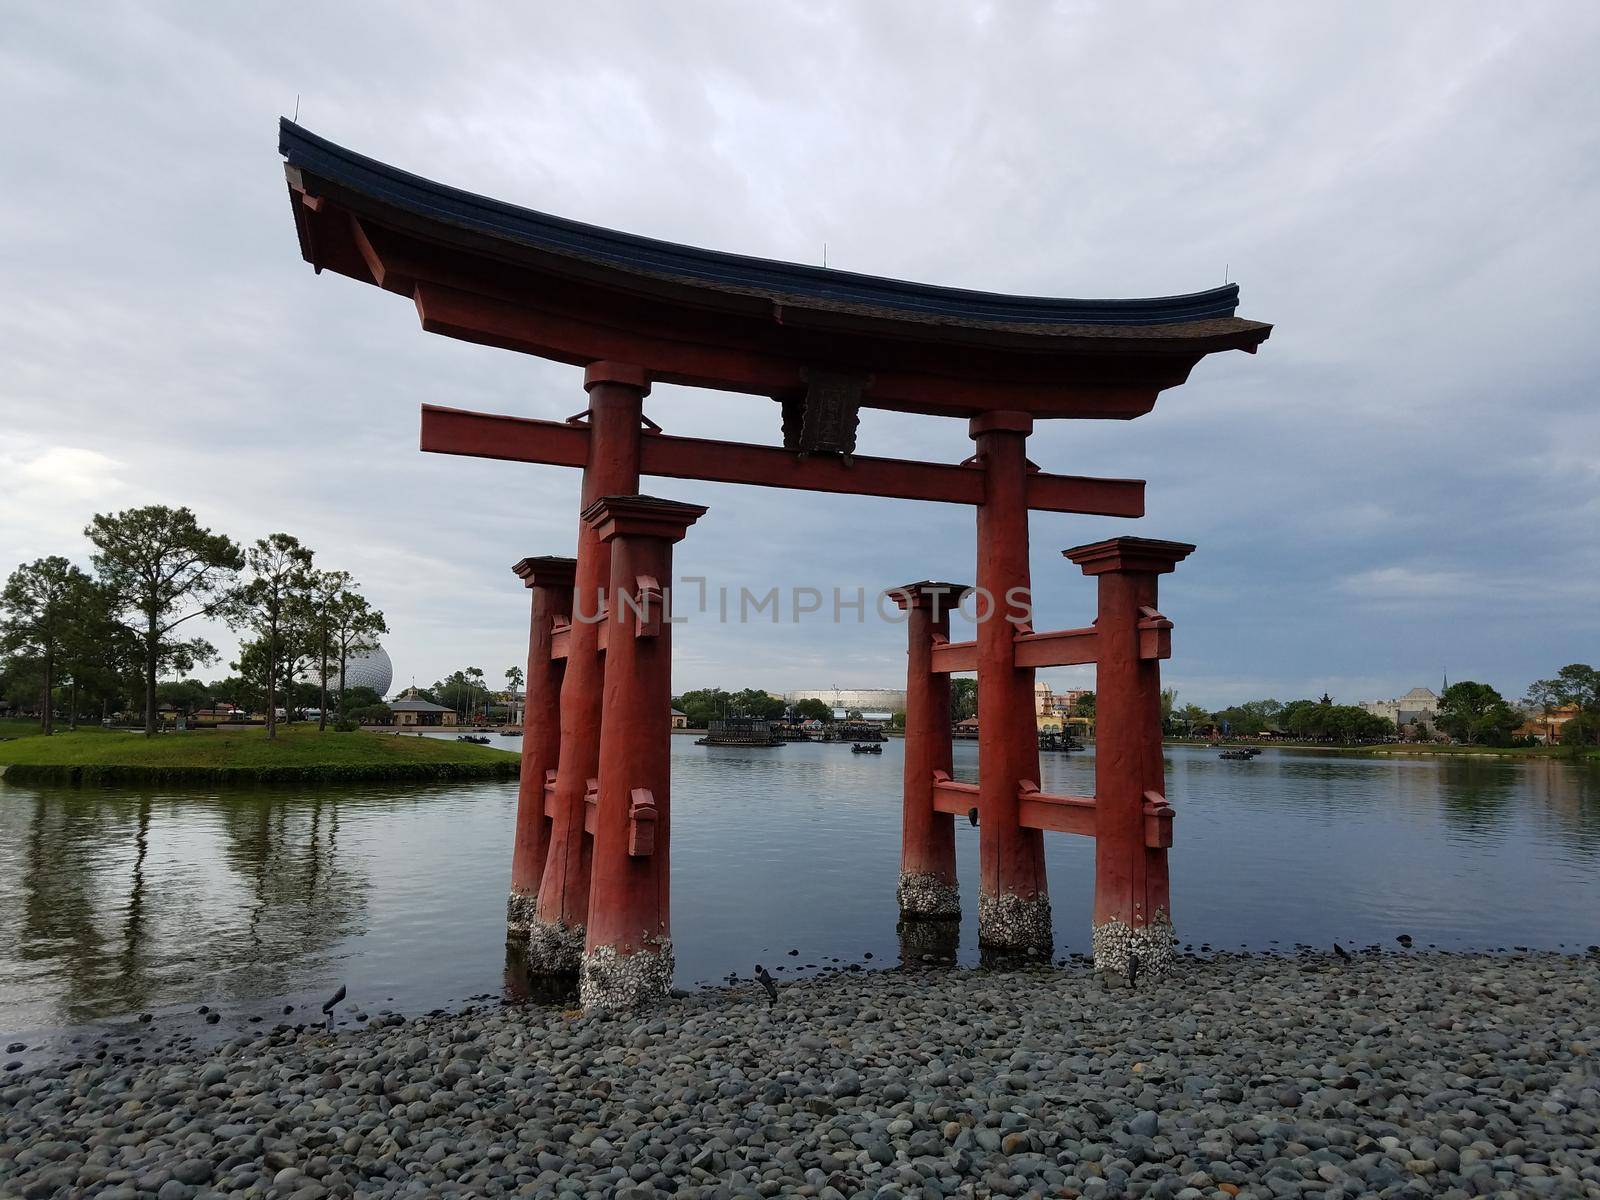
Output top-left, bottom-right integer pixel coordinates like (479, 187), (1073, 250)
(584, 496), (705, 958)
(509, 556), (574, 902)
(930, 638), (977, 674)
(419, 405), (1146, 518)
(931, 773), (980, 815)
(535, 366), (645, 947)
(893, 583), (968, 906)
(1016, 785), (1098, 838)
(971, 413), (1049, 936)
(1013, 627), (1099, 669)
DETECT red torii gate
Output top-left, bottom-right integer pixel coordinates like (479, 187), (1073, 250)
(279, 122), (1270, 1009)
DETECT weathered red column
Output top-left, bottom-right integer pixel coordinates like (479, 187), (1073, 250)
(507, 555), (575, 936)
(971, 412), (1051, 953)
(579, 495), (705, 1010)
(1066, 536), (1192, 977)
(528, 363), (646, 974)
(891, 581), (969, 920)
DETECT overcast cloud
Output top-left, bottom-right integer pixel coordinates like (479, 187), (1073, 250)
(2, 2), (1597, 707)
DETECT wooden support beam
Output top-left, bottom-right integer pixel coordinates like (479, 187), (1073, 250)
(1017, 784), (1098, 838)
(1013, 627), (1099, 669)
(933, 772), (1108, 841)
(930, 638), (977, 674)
(420, 405), (1146, 517)
(932, 774), (979, 816)
(550, 620), (607, 660)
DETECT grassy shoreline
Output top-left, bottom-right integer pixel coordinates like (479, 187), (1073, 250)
(0, 725), (519, 786)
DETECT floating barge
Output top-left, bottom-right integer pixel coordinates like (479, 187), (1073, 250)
(696, 718), (784, 747)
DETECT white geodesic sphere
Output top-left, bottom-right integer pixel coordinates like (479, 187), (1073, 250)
(333, 645), (394, 697)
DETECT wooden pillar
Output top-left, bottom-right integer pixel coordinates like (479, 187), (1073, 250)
(890, 581), (969, 919)
(579, 495), (705, 1011)
(528, 363), (646, 974)
(1066, 536), (1193, 977)
(970, 412), (1051, 953)
(506, 555), (575, 935)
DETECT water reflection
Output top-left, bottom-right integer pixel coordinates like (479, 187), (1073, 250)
(896, 917), (960, 966)
(2, 744), (1598, 1039)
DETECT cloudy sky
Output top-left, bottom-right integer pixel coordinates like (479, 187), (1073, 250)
(3, 2), (1597, 708)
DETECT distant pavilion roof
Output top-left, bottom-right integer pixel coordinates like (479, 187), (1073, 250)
(390, 699), (453, 713)
(280, 121), (1271, 419)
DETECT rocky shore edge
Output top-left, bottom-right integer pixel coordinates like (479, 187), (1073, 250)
(3, 951), (1597, 1199)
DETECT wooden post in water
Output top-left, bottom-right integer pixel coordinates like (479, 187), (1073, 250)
(971, 412), (1051, 954)
(507, 555), (575, 935)
(1066, 536), (1192, 977)
(580, 495), (705, 1010)
(891, 581), (969, 920)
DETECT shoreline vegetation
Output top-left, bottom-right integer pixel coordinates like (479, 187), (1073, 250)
(0, 725), (518, 786)
(1165, 737), (1600, 761)
(2, 952), (1596, 1197)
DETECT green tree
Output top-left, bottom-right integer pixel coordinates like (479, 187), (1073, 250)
(86, 506), (243, 736)
(232, 534), (314, 741)
(1524, 678), (1566, 744)
(1530, 664), (1600, 745)
(672, 687), (733, 729)
(55, 575), (130, 729)
(306, 570), (346, 730)
(1072, 691), (1096, 719)
(505, 665), (525, 723)
(328, 589), (386, 718)
(950, 678), (977, 722)
(1436, 681), (1521, 746)
(732, 688), (785, 720)
(792, 697), (833, 723)
(1560, 713), (1600, 747)
(0, 557), (91, 735)
(465, 667), (487, 723)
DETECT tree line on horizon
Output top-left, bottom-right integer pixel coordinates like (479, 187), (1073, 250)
(1181, 668), (1599, 747)
(0, 505), (386, 738)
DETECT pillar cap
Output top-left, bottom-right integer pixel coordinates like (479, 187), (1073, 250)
(968, 410), (1034, 439)
(1064, 536), (1195, 576)
(582, 495), (707, 544)
(887, 580), (972, 613)
(584, 361), (651, 393)
(511, 555), (577, 589)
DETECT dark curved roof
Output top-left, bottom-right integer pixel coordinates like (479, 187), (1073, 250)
(280, 120), (1243, 329)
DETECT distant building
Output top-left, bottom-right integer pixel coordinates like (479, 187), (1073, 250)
(390, 699), (458, 727)
(1359, 687), (1439, 727)
(671, 707), (688, 729)
(785, 687), (907, 714)
(1517, 704), (1581, 744)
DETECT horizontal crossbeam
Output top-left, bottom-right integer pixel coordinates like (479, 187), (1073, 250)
(931, 626), (1100, 673)
(931, 774), (1173, 847)
(549, 620), (609, 660)
(420, 405), (1145, 517)
(1015, 627), (1098, 668)
(930, 637), (976, 673)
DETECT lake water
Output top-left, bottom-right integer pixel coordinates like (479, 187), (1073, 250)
(3, 738), (1598, 1048)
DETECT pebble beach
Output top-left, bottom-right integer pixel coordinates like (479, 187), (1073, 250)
(3, 952), (1598, 1199)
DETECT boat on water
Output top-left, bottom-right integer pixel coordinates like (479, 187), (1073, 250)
(499, 728), (522, 737)
(851, 743), (883, 754)
(458, 734), (492, 745)
(1218, 748), (1253, 760)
